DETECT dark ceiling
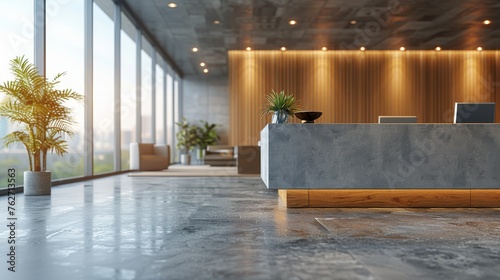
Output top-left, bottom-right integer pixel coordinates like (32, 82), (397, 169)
(118, 0), (500, 77)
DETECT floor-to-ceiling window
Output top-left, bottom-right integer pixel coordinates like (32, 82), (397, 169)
(155, 59), (165, 144)
(166, 72), (174, 160)
(141, 38), (153, 143)
(46, 0), (85, 180)
(173, 78), (180, 161)
(0, 1), (182, 187)
(93, 0), (115, 174)
(0, 0), (34, 186)
(120, 12), (136, 170)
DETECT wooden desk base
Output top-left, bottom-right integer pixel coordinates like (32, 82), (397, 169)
(278, 189), (500, 208)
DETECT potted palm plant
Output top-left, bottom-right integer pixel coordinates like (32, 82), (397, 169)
(196, 120), (220, 160)
(260, 89), (300, 123)
(0, 56), (84, 195)
(175, 118), (198, 165)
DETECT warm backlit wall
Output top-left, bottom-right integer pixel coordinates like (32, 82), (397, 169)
(228, 50), (500, 145)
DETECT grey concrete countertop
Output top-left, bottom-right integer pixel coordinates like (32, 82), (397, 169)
(261, 123), (500, 189)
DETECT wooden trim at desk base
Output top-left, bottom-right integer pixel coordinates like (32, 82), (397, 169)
(279, 189), (500, 208)
(278, 190), (309, 207)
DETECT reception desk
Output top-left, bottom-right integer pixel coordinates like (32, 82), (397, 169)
(260, 124), (500, 207)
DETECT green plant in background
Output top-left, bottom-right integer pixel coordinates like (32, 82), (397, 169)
(260, 89), (300, 123)
(0, 56), (84, 172)
(196, 120), (220, 151)
(175, 118), (199, 154)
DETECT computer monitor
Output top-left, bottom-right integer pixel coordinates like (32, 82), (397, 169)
(378, 116), (417, 123)
(453, 102), (495, 123)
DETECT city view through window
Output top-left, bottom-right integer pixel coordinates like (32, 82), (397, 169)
(0, 0), (180, 188)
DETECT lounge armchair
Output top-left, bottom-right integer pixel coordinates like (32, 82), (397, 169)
(130, 143), (170, 171)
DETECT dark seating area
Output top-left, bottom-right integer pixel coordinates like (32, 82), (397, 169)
(203, 145), (261, 174)
(204, 145), (236, 166)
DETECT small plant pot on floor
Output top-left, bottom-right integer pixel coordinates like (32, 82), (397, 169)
(23, 171), (51, 196)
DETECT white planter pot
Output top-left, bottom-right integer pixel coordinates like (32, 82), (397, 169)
(180, 154), (191, 165)
(24, 171), (51, 196)
(197, 148), (206, 160)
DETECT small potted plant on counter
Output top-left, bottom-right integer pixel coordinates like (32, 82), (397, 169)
(260, 89), (300, 123)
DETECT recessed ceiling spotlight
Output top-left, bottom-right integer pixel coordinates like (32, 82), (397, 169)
(192, 47), (198, 52)
(350, 20), (357, 25)
(203, 69), (209, 73)
(213, 20), (221, 24)
(167, 2), (177, 8)
(360, 47), (366, 51)
(281, 47), (286, 51)
(289, 20), (297, 25)
(246, 47), (252, 51)
(321, 47), (327, 51)
(435, 46), (441, 51)
(477, 47), (483, 51)
(483, 19), (491, 25)
(400, 47), (405, 51)
(200, 62), (206, 67)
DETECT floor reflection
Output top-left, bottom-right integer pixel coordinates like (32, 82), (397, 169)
(1, 176), (499, 280)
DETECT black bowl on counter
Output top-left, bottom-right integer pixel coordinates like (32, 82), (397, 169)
(294, 111), (322, 123)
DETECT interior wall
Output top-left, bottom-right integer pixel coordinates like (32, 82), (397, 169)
(229, 50), (500, 145)
(182, 74), (230, 144)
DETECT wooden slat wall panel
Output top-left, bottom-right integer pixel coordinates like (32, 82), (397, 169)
(229, 51), (499, 145)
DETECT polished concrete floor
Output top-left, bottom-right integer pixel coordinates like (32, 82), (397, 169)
(1, 174), (499, 280)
